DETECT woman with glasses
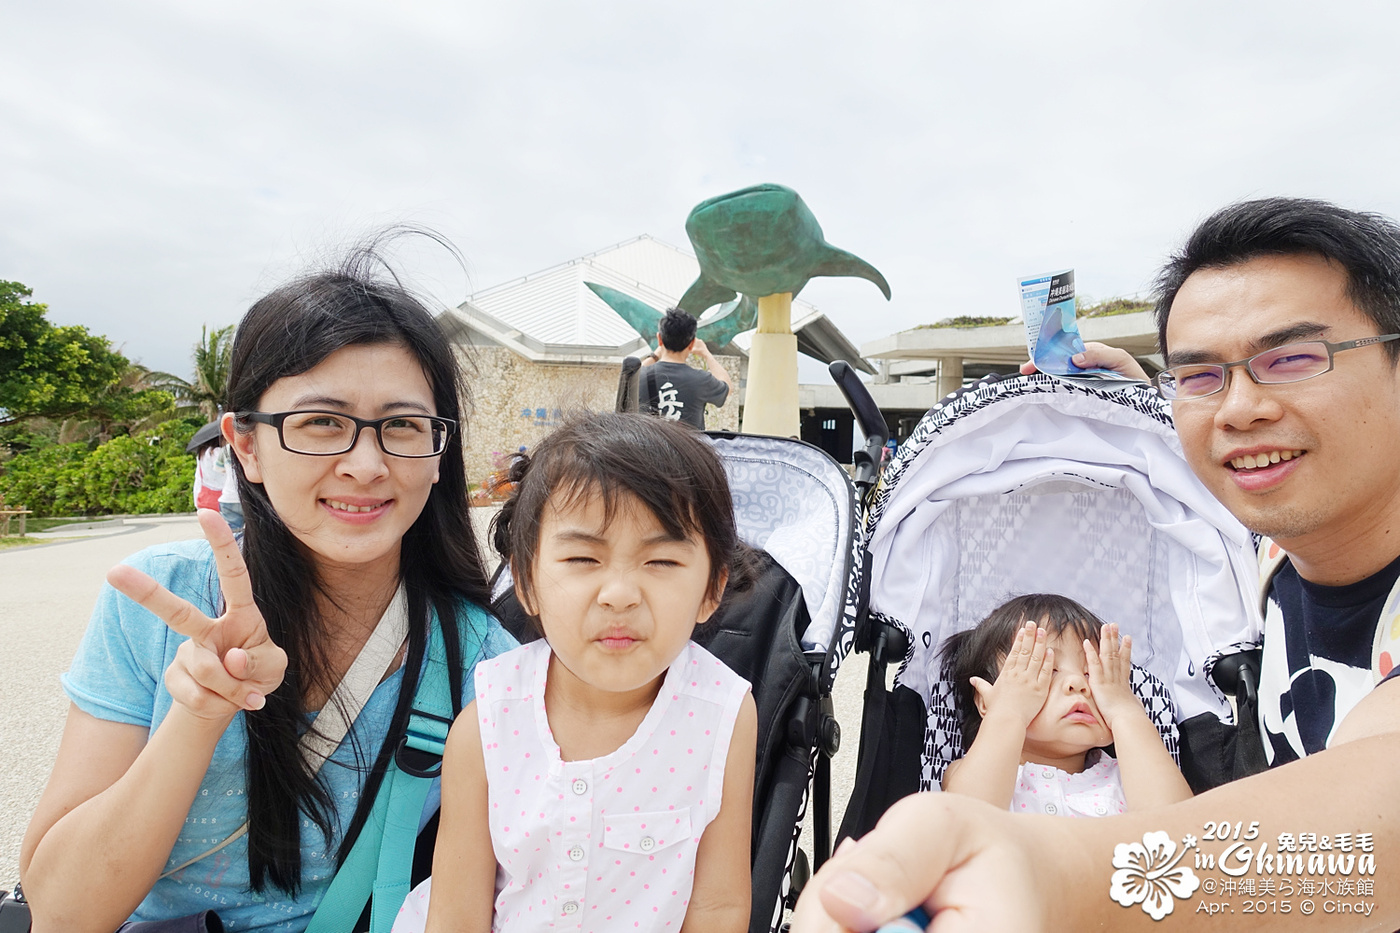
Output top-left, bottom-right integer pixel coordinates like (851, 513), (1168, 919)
(19, 244), (516, 932)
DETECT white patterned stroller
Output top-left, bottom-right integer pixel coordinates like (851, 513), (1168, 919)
(838, 374), (1265, 840)
(492, 424), (868, 933)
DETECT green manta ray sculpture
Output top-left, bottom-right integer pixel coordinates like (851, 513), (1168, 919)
(677, 182), (891, 314)
(584, 282), (756, 348)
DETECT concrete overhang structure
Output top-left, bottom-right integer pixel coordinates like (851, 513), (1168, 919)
(862, 310), (1162, 397)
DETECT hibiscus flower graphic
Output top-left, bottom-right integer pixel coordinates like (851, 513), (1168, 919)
(1109, 831), (1201, 920)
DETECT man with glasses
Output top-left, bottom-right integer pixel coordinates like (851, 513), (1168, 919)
(1151, 200), (1400, 780)
(791, 198), (1400, 931)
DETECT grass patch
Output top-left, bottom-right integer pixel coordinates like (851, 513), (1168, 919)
(25, 516), (96, 534)
(1079, 298), (1153, 318)
(0, 535), (43, 549)
(910, 299), (1153, 332)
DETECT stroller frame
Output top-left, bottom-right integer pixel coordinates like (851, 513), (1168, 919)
(838, 373), (1265, 842)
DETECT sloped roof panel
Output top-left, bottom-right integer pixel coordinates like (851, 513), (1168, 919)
(586, 235), (701, 299)
(469, 265), (581, 345)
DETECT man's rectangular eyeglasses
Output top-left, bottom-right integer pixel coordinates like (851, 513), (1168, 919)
(237, 410), (456, 458)
(1153, 334), (1400, 400)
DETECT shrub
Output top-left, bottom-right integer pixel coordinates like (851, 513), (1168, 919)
(917, 315), (1017, 329)
(1080, 298), (1153, 318)
(0, 418), (199, 516)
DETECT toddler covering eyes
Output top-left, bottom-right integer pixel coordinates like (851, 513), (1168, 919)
(940, 593), (1192, 815)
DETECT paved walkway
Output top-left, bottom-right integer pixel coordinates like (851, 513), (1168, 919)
(0, 514), (868, 899)
(0, 516), (208, 888)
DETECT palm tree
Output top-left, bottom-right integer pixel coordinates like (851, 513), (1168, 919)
(55, 326), (234, 445)
(163, 325), (235, 421)
(58, 361), (182, 444)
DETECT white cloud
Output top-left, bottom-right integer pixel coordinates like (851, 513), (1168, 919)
(4, 0), (1400, 374)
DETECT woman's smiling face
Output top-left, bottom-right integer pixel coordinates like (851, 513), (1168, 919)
(228, 342), (442, 577)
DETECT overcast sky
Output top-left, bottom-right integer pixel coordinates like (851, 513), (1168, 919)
(5, 1), (1400, 377)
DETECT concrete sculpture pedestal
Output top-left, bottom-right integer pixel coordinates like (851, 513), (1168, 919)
(742, 293), (799, 437)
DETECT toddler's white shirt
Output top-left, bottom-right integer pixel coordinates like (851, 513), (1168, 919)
(393, 638), (748, 932)
(1009, 749), (1127, 818)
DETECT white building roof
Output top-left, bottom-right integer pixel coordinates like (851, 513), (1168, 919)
(441, 235), (874, 372)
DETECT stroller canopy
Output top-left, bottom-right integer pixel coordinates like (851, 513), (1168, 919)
(708, 432), (860, 690)
(865, 376), (1261, 725)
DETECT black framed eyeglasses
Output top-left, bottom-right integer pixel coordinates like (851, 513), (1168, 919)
(237, 410), (456, 458)
(1153, 334), (1400, 400)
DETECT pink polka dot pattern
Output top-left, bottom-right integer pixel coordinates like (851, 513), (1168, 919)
(1008, 750), (1129, 819)
(392, 640), (750, 932)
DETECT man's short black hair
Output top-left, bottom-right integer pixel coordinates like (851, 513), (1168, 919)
(658, 307), (698, 352)
(1154, 198), (1400, 361)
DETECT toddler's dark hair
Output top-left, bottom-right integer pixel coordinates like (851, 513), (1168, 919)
(491, 411), (758, 629)
(942, 594), (1105, 752)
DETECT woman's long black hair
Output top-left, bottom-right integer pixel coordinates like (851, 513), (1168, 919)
(225, 237), (490, 894)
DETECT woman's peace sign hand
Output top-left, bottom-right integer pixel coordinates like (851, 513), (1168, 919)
(106, 509), (287, 721)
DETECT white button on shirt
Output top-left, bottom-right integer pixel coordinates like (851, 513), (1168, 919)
(571, 778), (588, 795)
(1008, 750), (1128, 819)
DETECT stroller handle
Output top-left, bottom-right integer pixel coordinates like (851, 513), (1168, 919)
(828, 360), (889, 492)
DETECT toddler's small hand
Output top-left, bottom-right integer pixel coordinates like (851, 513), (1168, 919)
(1086, 623), (1139, 729)
(970, 621), (1054, 729)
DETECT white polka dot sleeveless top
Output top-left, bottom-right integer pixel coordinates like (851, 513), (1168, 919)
(1009, 749), (1128, 818)
(480, 638), (747, 931)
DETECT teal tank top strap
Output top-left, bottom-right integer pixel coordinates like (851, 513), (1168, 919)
(307, 616), (459, 933)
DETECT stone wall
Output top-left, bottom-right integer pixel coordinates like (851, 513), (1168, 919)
(455, 346), (741, 489)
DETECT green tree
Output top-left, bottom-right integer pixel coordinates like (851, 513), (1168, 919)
(54, 362), (180, 446)
(0, 280), (152, 427)
(161, 324), (234, 421)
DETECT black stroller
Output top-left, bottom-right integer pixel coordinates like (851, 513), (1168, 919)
(493, 377), (881, 933)
(836, 373), (1265, 841)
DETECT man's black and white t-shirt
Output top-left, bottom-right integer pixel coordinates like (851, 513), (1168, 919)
(644, 361), (729, 429)
(1258, 550), (1400, 765)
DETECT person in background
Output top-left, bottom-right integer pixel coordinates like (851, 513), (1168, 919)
(217, 444), (243, 531)
(187, 424), (227, 513)
(640, 308), (732, 429)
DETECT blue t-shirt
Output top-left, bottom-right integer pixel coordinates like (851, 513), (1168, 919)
(61, 539), (516, 932)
